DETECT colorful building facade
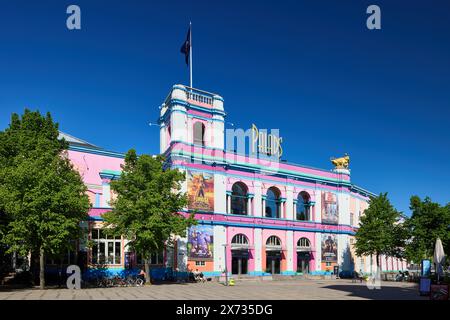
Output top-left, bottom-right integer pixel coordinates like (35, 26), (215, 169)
(65, 84), (407, 278)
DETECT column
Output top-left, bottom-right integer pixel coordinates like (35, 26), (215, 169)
(253, 228), (263, 274)
(314, 191), (322, 223)
(261, 197), (266, 217)
(285, 186), (294, 220)
(226, 191), (232, 214)
(247, 195), (254, 216)
(280, 199), (286, 219)
(286, 230), (294, 274)
(293, 200), (298, 220)
(253, 181), (262, 217)
(213, 226), (227, 274)
(315, 232), (322, 272)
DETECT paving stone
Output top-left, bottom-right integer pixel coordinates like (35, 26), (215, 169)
(0, 280), (427, 300)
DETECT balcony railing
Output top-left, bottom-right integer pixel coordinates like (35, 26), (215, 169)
(185, 86), (214, 105)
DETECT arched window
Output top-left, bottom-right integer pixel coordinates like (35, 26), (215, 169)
(266, 236), (282, 247)
(296, 191), (311, 221)
(231, 234), (249, 245)
(193, 122), (205, 146)
(231, 182), (248, 215)
(265, 187), (281, 218)
(297, 238), (311, 250)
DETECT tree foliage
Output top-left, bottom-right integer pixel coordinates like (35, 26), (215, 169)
(404, 196), (450, 263)
(355, 193), (406, 267)
(102, 149), (195, 283)
(0, 110), (90, 288)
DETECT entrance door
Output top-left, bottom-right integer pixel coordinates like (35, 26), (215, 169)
(232, 251), (249, 275)
(232, 256), (239, 275)
(266, 252), (281, 274)
(297, 252), (310, 274)
(240, 257), (248, 274)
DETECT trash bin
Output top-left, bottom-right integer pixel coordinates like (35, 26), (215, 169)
(333, 266), (339, 277)
(419, 277), (431, 296)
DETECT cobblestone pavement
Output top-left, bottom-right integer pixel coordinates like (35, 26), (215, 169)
(0, 279), (426, 300)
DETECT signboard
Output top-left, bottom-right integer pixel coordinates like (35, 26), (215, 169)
(187, 171), (214, 212)
(321, 234), (338, 263)
(251, 124), (283, 158)
(421, 259), (431, 277)
(187, 225), (214, 261)
(321, 192), (339, 224)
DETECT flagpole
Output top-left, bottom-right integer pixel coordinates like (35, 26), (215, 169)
(189, 21), (193, 89)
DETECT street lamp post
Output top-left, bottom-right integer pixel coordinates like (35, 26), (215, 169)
(223, 244), (228, 286)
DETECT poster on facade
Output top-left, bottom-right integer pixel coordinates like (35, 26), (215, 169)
(187, 171), (214, 212)
(321, 234), (338, 263)
(187, 225), (214, 260)
(321, 192), (339, 224)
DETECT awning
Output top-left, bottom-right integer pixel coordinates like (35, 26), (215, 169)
(296, 246), (314, 252)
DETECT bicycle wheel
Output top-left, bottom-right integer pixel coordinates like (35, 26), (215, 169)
(136, 278), (144, 287)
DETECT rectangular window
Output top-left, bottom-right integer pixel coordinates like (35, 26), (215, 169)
(137, 250), (164, 265)
(99, 242), (106, 264)
(92, 243), (98, 264)
(195, 261), (205, 266)
(115, 242), (121, 264)
(107, 241), (114, 264)
(91, 228), (121, 265)
(350, 212), (354, 226)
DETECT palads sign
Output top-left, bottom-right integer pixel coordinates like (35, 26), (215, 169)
(187, 171), (214, 212)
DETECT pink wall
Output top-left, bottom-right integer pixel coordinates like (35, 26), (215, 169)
(68, 150), (124, 207)
(293, 232), (316, 273)
(68, 150), (124, 186)
(226, 227), (255, 273)
(262, 229), (288, 272)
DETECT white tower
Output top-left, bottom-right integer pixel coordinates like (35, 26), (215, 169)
(159, 84), (225, 154)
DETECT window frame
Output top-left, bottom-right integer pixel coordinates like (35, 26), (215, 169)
(265, 187), (281, 219)
(90, 228), (122, 266)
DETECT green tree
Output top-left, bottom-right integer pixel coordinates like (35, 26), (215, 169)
(0, 110), (90, 289)
(405, 196), (450, 263)
(355, 193), (406, 269)
(102, 149), (195, 284)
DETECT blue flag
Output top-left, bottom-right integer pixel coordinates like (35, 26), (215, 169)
(180, 27), (191, 66)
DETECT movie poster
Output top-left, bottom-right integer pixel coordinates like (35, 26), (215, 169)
(187, 225), (214, 260)
(187, 171), (214, 212)
(321, 234), (338, 263)
(321, 192), (339, 224)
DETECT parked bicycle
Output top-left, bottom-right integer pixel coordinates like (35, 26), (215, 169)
(86, 275), (144, 288)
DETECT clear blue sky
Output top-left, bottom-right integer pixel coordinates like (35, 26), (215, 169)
(0, 0), (449, 215)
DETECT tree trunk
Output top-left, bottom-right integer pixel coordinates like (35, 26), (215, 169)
(376, 253), (380, 268)
(39, 247), (45, 290)
(144, 259), (152, 285)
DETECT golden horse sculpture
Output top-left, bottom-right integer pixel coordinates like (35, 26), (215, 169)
(330, 154), (350, 169)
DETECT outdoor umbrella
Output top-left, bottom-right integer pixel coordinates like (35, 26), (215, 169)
(433, 238), (446, 283)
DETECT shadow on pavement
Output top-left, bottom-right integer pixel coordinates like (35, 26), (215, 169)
(322, 283), (424, 300)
